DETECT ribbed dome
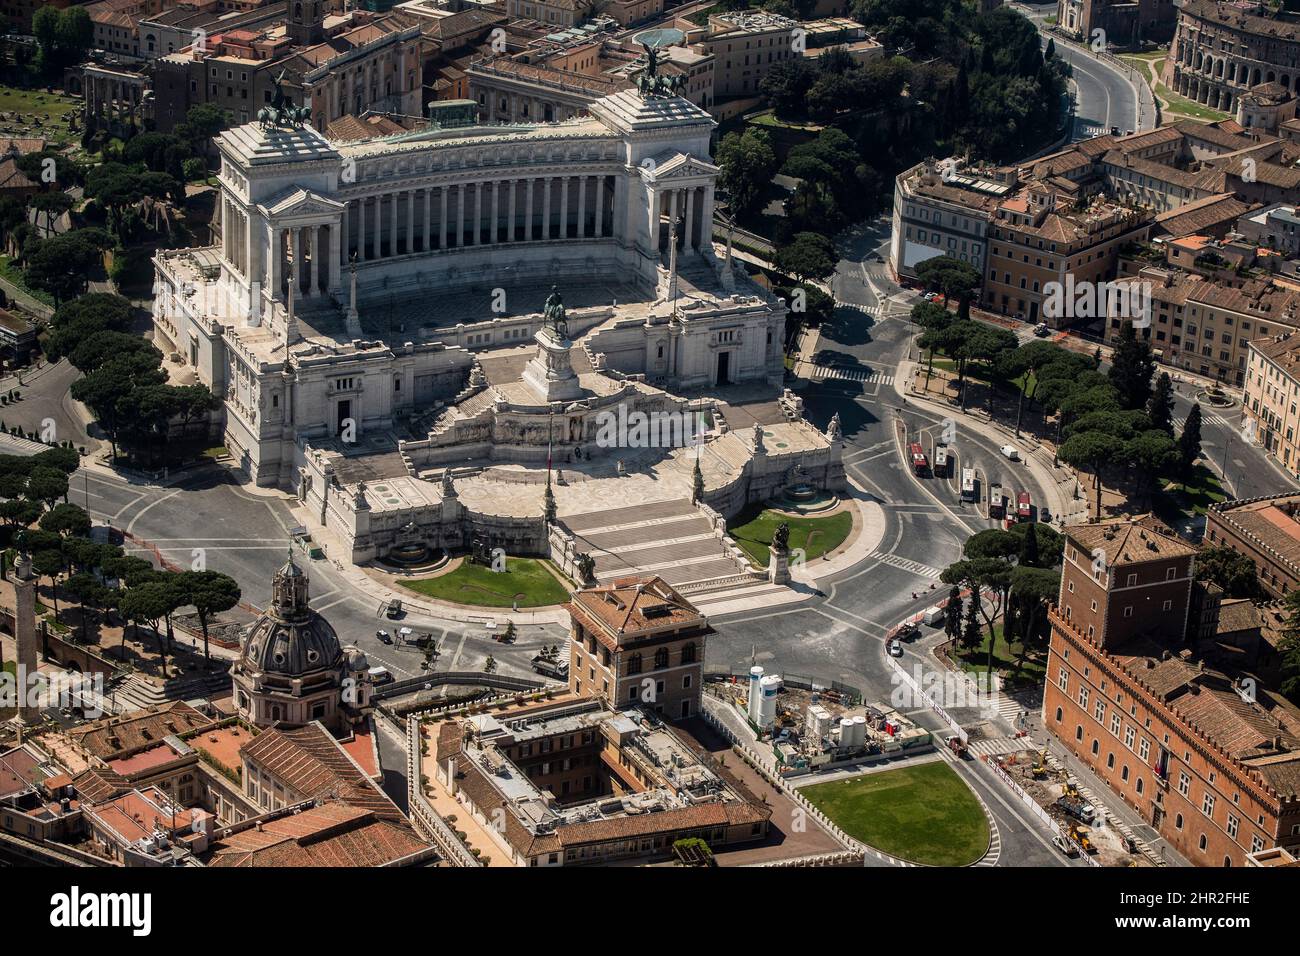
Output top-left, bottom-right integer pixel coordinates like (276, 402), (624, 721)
(238, 555), (342, 678)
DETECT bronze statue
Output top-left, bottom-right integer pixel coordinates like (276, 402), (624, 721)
(772, 522), (790, 553)
(542, 286), (568, 339)
(258, 70), (312, 130)
(637, 41), (687, 99)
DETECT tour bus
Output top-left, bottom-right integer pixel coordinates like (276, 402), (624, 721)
(909, 442), (929, 476)
(1017, 491), (1033, 522)
(960, 468), (977, 502)
(988, 484), (1005, 519)
(933, 445), (949, 478)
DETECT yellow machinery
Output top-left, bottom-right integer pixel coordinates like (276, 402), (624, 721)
(1030, 749), (1048, 778)
(1071, 825), (1093, 853)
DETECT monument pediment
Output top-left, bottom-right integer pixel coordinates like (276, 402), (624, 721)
(261, 187), (347, 220)
(644, 151), (720, 183)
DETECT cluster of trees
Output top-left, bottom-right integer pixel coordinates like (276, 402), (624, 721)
(0, 443), (242, 670)
(940, 521), (1063, 678)
(915, 305), (1200, 513)
(1, 449), (232, 668)
(721, 0), (1067, 230)
(51, 294), (219, 465)
(1, 104), (228, 303)
(1055, 321), (1201, 513)
(31, 6), (93, 74)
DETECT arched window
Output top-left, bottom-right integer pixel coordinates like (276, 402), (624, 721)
(654, 648), (669, 670)
(627, 653), (642, 675)
(681, 643), (696, 664)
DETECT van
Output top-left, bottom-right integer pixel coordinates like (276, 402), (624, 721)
(922, 606), (944, 626)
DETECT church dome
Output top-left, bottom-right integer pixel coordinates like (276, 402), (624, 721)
(238, 553), (342, 678)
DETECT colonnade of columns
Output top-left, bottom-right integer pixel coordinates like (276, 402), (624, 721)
(221, 198), (251, 280)
(651, 184), (712, 257)
(267, 223), (340, 300)
(341, 174), (614, 264)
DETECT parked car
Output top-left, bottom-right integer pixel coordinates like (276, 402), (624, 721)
(1000, 444), (1020, 461)
(1040, 507), (1053, 524)
(1034, 322), (1050, 337)
(385, 599), (404, 619)
(897, 622), (920, 642)
(888, 639), (904, 657)
(375, 629), (393, 645)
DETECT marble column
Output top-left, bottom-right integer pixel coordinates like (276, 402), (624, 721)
(577, 176), (587, 239)
(699, 185), (714, 250)
(595, 176), (604, 239)
(456, 185), (466, 248)
(508, 180), (517, 242)
(423, 188), (432, 251)
(269, 226), (282, 298)
(648, 187), (660, 253)
(356, 198), (366, 262)
(314, 225), (325, 294)
(406, 190), (415, 254)
(684, 187), (695, 252)
(440, 186), (449, 249)
(560, 176), (570, 239)
(527, 178), (536, 239)
(329, 222), (341, 294)
(473, 183), (483, 245)
(491, 180), (500, 244)
(389, 192), (397, 255)
(542, 178), (551, 240)
(374, 194), (383, 258)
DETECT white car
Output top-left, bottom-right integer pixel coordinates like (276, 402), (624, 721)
(888, 639), (904, 657)
(1000, 444), (1020, 461)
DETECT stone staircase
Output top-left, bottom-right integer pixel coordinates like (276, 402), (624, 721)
(559, 499), (765, 596)
(107, 667), (233, 713)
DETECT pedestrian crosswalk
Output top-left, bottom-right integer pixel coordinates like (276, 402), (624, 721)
(1175, 410), (1233, 431)
(811, 365), (895, 386)
(966, 736), (1039, 758)
(867, 550), (944, 579)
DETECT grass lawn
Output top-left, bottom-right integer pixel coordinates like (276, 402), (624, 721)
(728, 505), (853, 566)
(398, 557), (570, 608)
(1152, 463), (1227, 526)
(746, 109), (823, 132)
(801, 762), (989, 866)
(0, 85), (80, 142)
(0, 255), (54, 306)
(1154, 82), (1229, 121)
(950, 621), (1046, 684)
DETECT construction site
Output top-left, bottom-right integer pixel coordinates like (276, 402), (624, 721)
(707, 668), (934, 774)
(995, 749), (1155, 867)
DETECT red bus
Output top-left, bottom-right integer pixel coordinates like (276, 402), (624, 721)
(909, 442), (928, 476)
(1016, 491), (1032, 522)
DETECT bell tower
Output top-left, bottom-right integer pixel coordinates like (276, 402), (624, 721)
(287, 0), (325, 47)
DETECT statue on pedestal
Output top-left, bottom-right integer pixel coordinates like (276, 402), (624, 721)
(542, 286), (568, 340)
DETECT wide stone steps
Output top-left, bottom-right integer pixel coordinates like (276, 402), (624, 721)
(561, 498), (764, 595)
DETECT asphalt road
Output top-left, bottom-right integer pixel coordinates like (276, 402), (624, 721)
(1014, 2), (1146, 142)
